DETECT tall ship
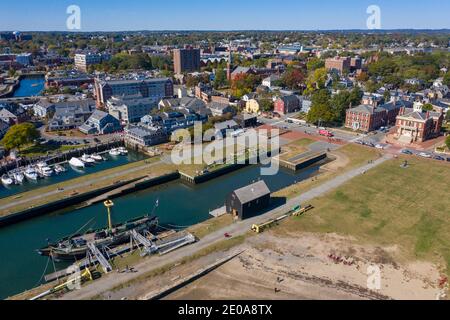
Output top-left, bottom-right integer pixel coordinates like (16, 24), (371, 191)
(38, 200), (159, 261)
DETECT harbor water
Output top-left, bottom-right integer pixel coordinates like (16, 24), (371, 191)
(0, 164), (321, 299)
(13, 76), (45, 97)
(0, 151), (148, 199)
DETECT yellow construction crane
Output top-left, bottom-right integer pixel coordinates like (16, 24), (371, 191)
(30, 268), (93, 300)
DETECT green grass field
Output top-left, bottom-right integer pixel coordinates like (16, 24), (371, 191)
(275, 156), (450, 273)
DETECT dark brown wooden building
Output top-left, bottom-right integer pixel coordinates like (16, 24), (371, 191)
(226, 181), (271, 220)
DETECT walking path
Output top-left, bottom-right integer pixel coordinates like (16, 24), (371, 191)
(59, 153), (392, 300)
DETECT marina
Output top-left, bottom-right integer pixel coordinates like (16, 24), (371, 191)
(0, 163), (322, 299)
(0, 150), (148, 199)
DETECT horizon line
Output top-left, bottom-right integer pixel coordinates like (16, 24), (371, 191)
(2, 28), (450, 33)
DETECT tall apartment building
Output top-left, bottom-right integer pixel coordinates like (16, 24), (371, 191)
(74, 53), (111, 72)
(94, 78), (173, 106)
(173, 48), (201, 74)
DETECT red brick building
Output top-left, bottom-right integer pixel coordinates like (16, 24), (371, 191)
(274, 95), (300, 115)
(345, 100), (411, 132)
(345, 104), (386, 132)
(394, 103), (443, 144)
(325, 57), (351, 74)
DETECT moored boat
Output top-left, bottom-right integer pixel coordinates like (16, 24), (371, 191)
(81, 154), (96, 165)
(118, 147), (128, 155)
(54, 164), (67, 174)
(69, 157), (85, 168)
(37, 162), (54, 177)
(1, 174), (14, 186)
(24, 167), (39, 181)
(109, 148), (121, 156)
(38, 200), (159, 261)
(90, 153), (104, 162)
(13, 171), (25, 184)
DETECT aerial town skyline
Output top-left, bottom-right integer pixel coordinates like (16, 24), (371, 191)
(1, 0), (450, 31)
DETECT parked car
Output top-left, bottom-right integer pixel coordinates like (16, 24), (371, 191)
(401, 149), (413, 155)
(433, 156), (445, 161)
(375, 144), (385, 150)
(419, 152), (432, 158)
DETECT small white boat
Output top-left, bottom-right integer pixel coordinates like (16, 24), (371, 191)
(90, 153), (104, 162)
(36, 162), (54, 177)
(24, 167), (39, 181)
(118, 147), (128, 155)
(1, 174), (14, 186)
(109, 148), (121, 156)
(13, 171), (25, 184)
(69, 157), (85, 168)
(54, 164), (67, 174)
(81, 154), (96, 165)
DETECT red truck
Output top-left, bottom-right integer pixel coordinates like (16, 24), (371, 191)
(319, 129), (334, 137)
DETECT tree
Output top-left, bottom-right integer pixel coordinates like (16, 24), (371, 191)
(214, 68), (228, 89)
(259, 99), (273, 112)
(422, 103), (434, 111)
(8, 68), (17, 78)
(305, 67), (328, 94)
(383, 91), (391, 103)
(443, 72), (450, 86)
(231, 73), (258, 98)
(281, 68), (305, 90)
(446, 135), (450, 150)
(1, 123), (40, 151)
(306, 58), (324, 72)
(307, 89), (334, 124)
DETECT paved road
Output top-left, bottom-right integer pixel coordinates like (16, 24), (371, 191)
(59, 153), (392, 300)
(0, 160), (162, 212)
(38, 126), (123, 144)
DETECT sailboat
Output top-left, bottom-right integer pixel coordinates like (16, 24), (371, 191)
(38, 200), (159, 261)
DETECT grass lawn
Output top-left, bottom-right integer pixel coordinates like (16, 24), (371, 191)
(188, 214), (235, 239)
(279, 138), (315, 162)
(275, 144), (381, 199)
(274, 156), (450, 274)
(292, 138), (315, 147)
(20, 144), (88, 157)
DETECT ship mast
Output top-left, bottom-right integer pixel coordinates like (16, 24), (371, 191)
(104, 200), (114, 232)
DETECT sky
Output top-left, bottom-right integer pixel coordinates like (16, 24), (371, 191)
(1, 0), (450, 32)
